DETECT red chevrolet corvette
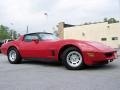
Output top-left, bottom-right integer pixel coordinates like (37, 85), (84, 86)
(1, 32), (117, 70)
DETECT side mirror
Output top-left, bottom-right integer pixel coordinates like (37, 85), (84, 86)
(32, 38), (39, 43)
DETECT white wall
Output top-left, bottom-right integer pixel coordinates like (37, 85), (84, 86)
(63, 22), (120, 48)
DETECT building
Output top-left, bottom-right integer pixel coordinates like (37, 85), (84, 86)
(58, 22), (120, 48)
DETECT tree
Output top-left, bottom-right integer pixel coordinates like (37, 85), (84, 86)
(84, 22), (89, 25)
(104, 18), (119, 24)
(0, 25), (11, 40)
(53, 30), (59, 36)
(13, 31), (17, 39)
(17, 33), (21, 38)
(104, 18), (108, 22)
(0, 25), (19, 40)
(108, 18), (117, 24)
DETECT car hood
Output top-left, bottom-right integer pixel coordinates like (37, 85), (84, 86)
(44, 39), (116, 52)
(84, 41), (115, 52)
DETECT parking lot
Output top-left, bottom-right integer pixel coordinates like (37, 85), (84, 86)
(0, 54), (120, 90)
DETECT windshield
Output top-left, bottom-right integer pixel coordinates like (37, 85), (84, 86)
(38, 33), (59, 40)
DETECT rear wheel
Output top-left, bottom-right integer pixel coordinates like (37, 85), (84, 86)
(61, 47), (85, 70)
(8, 47), (22, 64)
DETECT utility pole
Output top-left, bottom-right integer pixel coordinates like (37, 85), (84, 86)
(44, 13), (48, 32)
(26, 25), (29, 33)
(10, 23), (14, 39)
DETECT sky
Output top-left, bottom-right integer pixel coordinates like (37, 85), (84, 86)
(0, 0), (120, 34)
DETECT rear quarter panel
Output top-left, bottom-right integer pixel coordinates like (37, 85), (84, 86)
(1, 40), (21, 55)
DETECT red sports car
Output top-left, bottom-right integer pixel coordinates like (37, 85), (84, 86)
(1, 32), (117, 70)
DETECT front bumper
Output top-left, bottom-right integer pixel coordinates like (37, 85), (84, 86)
(83, 51), (117, 65)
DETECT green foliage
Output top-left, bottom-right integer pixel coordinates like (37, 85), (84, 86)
(0, 25), (19, 40)
(104, 18), (108, 22)
(108, 18), (119, 24)
(0, 25), (11, 40)
(104, 18), (119, 24)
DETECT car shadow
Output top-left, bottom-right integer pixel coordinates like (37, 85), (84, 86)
(84, 64), (118, 70)
(21, 60), (118, 70)
(21, 60), (62, 67)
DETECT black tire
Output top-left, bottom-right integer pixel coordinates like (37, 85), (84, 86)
(61, 47), (85, 70)
(7, 47), (22, 64)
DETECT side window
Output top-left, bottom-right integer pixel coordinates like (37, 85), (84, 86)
(32, 35), (39, 39)
(101, 38), (107, 41)
(24, 35), (32, 42)
(112, 37), (118, 40)
(39, 34), (47, 40)
(24, 34), (39, 42)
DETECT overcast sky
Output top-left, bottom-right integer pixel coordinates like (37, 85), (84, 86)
(0, 0), (120, 34)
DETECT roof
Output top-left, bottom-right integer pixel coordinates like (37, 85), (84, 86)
(24, 32), (53, 35)
(64, 24), (75, 28)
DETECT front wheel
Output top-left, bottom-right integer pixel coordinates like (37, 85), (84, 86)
(7, 47), (22, 64)
(61, 47), (85, 70)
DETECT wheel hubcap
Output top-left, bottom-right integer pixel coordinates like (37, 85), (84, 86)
(9, 50), (16, 62)
(67, 51), (82, 67)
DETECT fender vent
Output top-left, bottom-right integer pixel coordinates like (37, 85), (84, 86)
(51, 50), (55, 56)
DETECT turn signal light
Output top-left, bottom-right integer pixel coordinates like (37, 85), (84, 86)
(87, 53), (95, 57)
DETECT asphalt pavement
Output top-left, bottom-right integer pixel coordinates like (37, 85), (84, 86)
(0, 54), (120, 90)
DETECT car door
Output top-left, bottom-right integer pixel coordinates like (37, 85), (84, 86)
(34, 40), (55, 59)
(20, 34), (54, 59)
(20, 34), (40, 58)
